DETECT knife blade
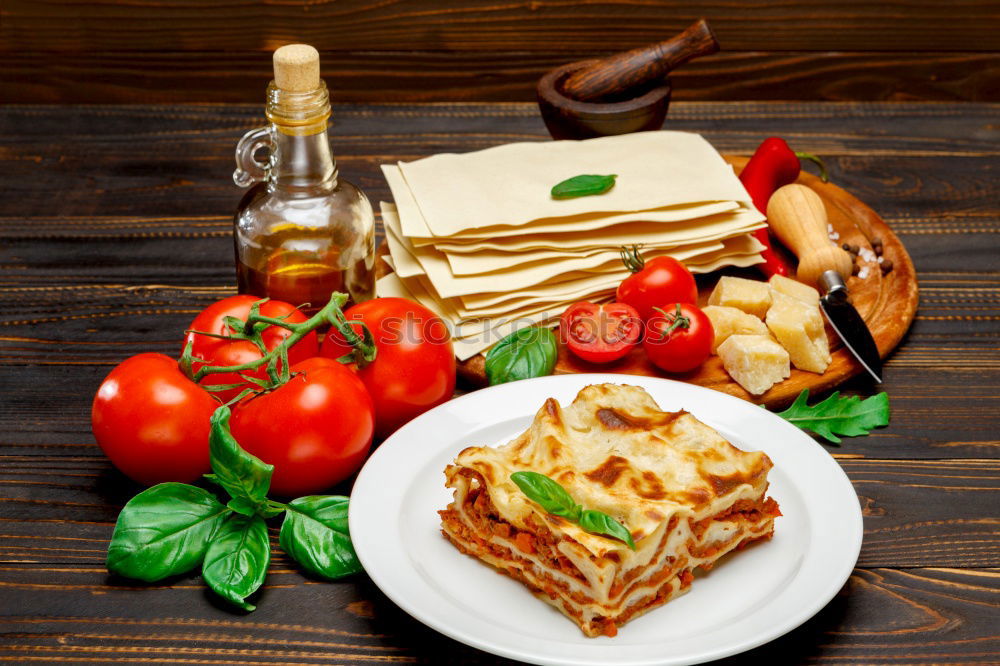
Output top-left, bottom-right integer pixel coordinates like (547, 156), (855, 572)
(818, 270), (883, 382)
(765, 183), (883, 383)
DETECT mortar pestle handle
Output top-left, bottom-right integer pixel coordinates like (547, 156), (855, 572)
(562, 19), (719, 103)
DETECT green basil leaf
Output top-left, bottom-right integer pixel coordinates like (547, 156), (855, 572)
(510, 471), (582, 522)
(279, 496), (362, 580)
(578, 509), (636, 550)
(106, 483), (228, 582)
(775, 390), (890, 444)
(551, 174), (617, 199)
(202, 514), (270, 612)
(206, 406), (273, 506)
(485, 327), (558, 386)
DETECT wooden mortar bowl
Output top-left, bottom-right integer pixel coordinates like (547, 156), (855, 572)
(537, 60), (672, 140)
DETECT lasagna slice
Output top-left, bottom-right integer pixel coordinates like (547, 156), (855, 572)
(439, 383), (780, 638)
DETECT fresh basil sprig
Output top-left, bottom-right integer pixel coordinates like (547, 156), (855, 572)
(511, 471), (635, 550)
(485, 327), (558, 386)
(775, 389), (890, 443)
(106, 405), (362, 611)
(551, 174), (617, 199)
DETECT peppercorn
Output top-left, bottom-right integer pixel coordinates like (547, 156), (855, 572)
(872, 238), (884, 256)
(880, 259), (894, 275)
(852, 263), (861, 276)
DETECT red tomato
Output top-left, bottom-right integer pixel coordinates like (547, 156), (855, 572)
(560, 301), (642, 364)
(643, 303), (714, 373)
(230, 357), (374, 496)
(321, 297), (455, 439)
(92, 353), (218, 485)
(617, 253), (698, 321)
(182, 294), (318, 402)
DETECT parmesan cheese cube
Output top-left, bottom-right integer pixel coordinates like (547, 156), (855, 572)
(708, 276), (772, 319)
(765, 293), (832, 374)
(717, 335), (790, 395)
(703, 305), (770, 354)
(768, 274), (821, 307)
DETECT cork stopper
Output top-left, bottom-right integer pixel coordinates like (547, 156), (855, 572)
(273, 44), (320, 92)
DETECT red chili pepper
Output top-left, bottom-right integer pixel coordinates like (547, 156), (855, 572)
(740, 137), (828, 277)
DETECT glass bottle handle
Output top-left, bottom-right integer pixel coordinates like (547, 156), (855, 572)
(233, 126), (273, 188)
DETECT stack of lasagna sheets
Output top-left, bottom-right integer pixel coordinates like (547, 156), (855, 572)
(377, 131), (767, 360)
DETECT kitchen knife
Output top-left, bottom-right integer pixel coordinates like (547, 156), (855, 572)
(765, 184), (883, 383)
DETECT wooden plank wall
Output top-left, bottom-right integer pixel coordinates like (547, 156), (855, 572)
(1, 0), (998, 103)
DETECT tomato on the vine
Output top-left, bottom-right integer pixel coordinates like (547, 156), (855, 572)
(560, 301), (642, 364)
(92, 353), (219, 485)
(321, 297), (455, 439)
(230, 357), (374, 496)
(183, 294), (318, 402)
(617, 246), (698, 321)
(643, 303), (714, 373)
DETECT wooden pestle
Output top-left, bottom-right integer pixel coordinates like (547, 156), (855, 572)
(561, 19), (719, 103)
(766, 184), (854, 288)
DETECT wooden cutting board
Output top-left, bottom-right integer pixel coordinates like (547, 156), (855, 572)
(376, 156), (919, 408)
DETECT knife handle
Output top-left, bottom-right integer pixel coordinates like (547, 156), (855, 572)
(765, 184), (853, 288)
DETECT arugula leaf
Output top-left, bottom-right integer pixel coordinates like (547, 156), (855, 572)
(485, 327), (558, 386)
(279, 496), (362, 580)
(578, 510), (636, 551)
(775, 389), (890, 443)
(205, 406), (274, 511)
(511, 471), (582, 522)
(202, 513), (270, 612)
(106, 483), (229, 582)
(551, 174), (617, 199)
(510, 472), (635, 550)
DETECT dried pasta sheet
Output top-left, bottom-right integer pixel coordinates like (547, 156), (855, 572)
(396, 131), (754, 236)
(432, 209), (762, 254)
(381, 202), (737, 298)
(382, 164), (747, 243)
(443, 210), (765, 275)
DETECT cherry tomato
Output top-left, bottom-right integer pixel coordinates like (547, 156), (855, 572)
(92, 353), (218, 485)
(617, 250), (698, 321)
(643, 303), (714, 373)
(560, 301), (642, 363)
(183, 295), (318, 402)
(321, 297), (455, 439)
(230, 357), (374, 496)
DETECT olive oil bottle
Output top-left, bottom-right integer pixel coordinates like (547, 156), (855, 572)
(232, 44), (375, 312)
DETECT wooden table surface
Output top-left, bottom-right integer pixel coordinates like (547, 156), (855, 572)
(1, 102), (998, 664)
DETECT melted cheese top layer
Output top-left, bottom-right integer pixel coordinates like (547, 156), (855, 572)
(450, 383), (773, 559)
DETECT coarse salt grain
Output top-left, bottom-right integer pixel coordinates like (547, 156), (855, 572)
(829, 232), (840, 241)
(877, 256), (884, 264)
(858, 266), (870, 279)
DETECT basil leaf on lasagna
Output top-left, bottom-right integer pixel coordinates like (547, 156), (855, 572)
(579, 510), (637, 550)
(511, 471), (582, 521)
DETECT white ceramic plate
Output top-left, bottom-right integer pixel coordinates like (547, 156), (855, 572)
(349, 374), (862, 666)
